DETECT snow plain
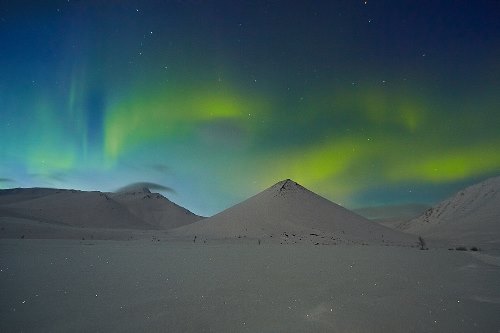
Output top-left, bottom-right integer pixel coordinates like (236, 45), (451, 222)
(1, 239), (499, 333)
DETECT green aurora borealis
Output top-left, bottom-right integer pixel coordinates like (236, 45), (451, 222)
(1, 1), (499, 215)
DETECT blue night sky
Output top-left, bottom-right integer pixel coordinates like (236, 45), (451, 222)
(1, 0), (499, 216)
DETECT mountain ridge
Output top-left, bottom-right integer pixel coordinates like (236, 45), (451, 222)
(0, 187), (202, 232)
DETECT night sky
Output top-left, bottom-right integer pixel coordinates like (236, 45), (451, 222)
(1, 0), (499, 216)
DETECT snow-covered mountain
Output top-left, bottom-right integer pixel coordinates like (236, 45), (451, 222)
(170, 179), (415, 245)
(399, 176), (500, 247)
(0, 187), (202, 231)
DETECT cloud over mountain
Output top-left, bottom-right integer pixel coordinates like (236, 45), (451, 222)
(116, 182), (176, 194)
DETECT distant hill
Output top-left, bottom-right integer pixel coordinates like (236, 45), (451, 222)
(398, 176), (500, 248)
(169, 179), (415, 245)
(0, 187), (202, 239)
(354, 204), (430, 229)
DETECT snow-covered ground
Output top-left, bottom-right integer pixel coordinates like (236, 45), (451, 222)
(1, 239), (499, 332)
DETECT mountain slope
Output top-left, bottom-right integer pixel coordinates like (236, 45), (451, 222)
(169, 179), (415, 245)
(0, 188), (63, 205)
(354, 204), (430, 229)
(399, 176), (500, 247)
(109, 189), (203, 229)
(0, 190), (154, 229)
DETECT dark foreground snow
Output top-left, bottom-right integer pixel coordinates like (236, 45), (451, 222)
(1, 239), (499, 332)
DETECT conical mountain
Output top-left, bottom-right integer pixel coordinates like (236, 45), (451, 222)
(169, 179), (414, 245)
(399, 176), (500, 247)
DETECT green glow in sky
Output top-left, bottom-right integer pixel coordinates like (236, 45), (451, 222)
(1, 1), (499, 215)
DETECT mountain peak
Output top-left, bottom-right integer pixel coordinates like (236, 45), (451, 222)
(273, 179), (305, 196)
(276, 178), (297, 188)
